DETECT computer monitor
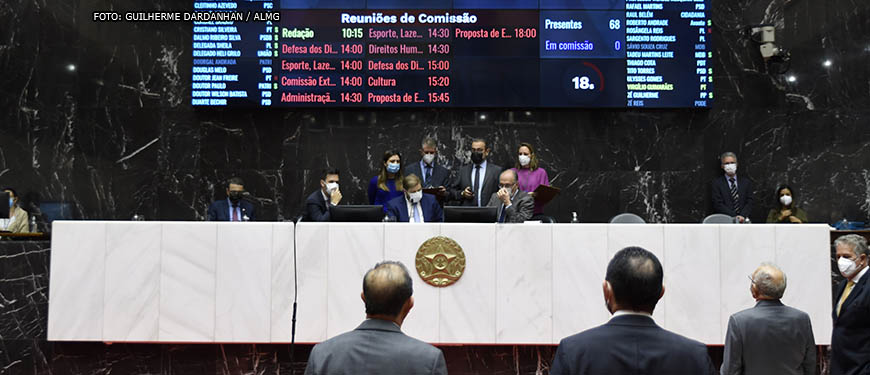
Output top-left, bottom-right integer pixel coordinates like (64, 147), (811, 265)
(0, 192), (8, 219)
(329, 205), (384, 222)
(444, 206), (498, 223)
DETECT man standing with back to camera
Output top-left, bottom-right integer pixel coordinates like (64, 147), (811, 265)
(721, 263), (816, 375)
(304, 261), (447, 375)
(550, 246), (715, 375)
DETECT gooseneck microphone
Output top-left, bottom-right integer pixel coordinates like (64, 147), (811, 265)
(289, 215), (301, 369)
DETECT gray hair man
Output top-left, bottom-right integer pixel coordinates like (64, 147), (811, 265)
(304, 261), (447, 375)
(721, 263), (815, 375)
(405, 137), (451, 191)
(711, 151), (754, 222)
(831, 234), (870, 375)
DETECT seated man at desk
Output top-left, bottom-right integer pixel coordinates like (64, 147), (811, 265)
(304, 168), (342, 222)
(207, 177), (256, 221)
(487, 170), (534, 223)
(386, 174), (443, 223)
(1, 187), (29, 233)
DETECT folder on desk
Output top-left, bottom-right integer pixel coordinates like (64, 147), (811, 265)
(533, 185), (560, 206)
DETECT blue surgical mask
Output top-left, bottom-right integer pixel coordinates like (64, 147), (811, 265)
(386, 163), (400, 174)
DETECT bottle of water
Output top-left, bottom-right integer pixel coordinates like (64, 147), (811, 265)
(30, 216), (38, 232)
(570, 212), (580, 223)
(839, 217), (849, 230)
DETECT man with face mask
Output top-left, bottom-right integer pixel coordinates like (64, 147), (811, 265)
(404, 137), (451, 192)
(449, 138), (502, 207)
(831, 234), (870, 375)
(207, 177), (256, 221)
(304, 168), (342, 222)
(711, 151), (754, 223)
(486, 170), (533, 223)
(385, 174), (443, 223)
(551, 247), (715, 375)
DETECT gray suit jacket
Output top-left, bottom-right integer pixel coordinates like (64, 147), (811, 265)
(304, 319), (447, 375)
(721, 299), (816, 375)
(487, 190), (534, 223)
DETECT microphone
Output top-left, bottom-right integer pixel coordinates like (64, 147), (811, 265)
(289, 217), (299, 368)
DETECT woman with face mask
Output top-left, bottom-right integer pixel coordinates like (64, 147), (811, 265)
(510, 142), (551, 216)
(367, 150), (405, 211)
(1, 187), (30, 234)
(765, 184), (808, 223)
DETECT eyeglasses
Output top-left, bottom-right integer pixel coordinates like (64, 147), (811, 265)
(747, 275), (756, 284)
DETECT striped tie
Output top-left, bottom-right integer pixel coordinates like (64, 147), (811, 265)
(729, 178), (740, 215)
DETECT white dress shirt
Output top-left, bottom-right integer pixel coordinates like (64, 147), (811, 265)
(471, 160), (488, 206)
(405, 197), (424, 223)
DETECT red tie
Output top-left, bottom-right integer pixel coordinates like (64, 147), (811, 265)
(232, 207), (239, 222)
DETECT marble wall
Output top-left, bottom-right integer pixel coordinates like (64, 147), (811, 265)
(0, 240), (835, 374)
(0, 0), (868, 225)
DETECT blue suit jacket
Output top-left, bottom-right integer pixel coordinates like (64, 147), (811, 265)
(385, 194), (443, 223)
(551, 314), (715, 375)
(207, 199), (256, 221)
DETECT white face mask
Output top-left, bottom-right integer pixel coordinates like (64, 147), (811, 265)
(779, 195), (792, 206)
(325, 182), (339, 194)
(839, 256), (860, 277)
(408, 191), (423, 204)
(518, 155), (531, 166)
(422, 153), (435, 165)
(723, 163), (737, 174)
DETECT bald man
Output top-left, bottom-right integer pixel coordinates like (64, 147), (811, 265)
(304, 261), (447, 375)
(721, 263), (816, 375)
(487, 169), (534, 223)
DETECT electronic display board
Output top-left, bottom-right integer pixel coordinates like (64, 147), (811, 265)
(191, 0), (713, 107)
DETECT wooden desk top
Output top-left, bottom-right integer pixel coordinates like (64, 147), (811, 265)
(0, 232), (49, 240)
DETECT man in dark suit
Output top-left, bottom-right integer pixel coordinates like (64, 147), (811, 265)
(551, 246), (716, 375)
(304, 168), (342, 222)
(487, 170), (533, 223)
(206, 177), (256, 221)
(449, 138), (502, 207)
(711, 151), (753, 222)
(404, 137), (451, 191)
(831, 234), (870, 375)
(721, 263), (816, 375)
(386, 174), (443, 223)
(304, 261), (447, 375)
